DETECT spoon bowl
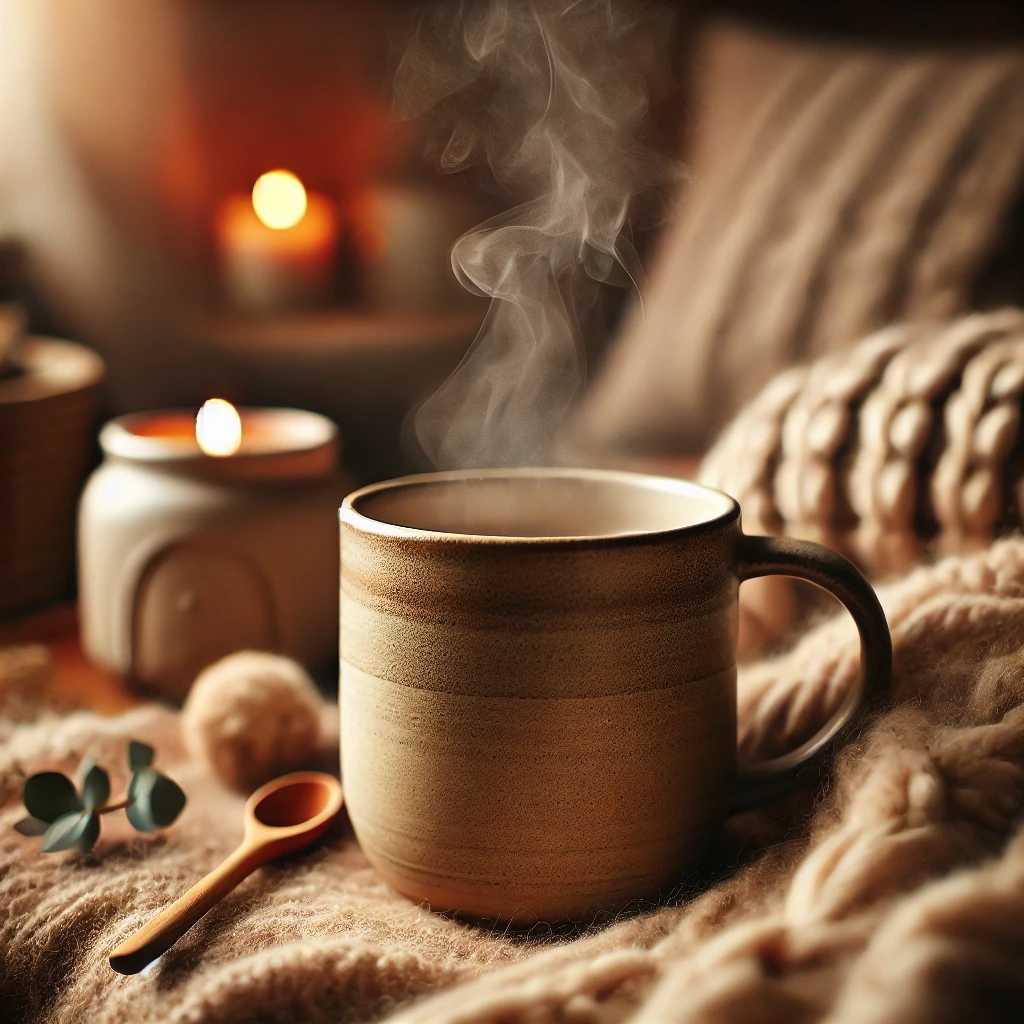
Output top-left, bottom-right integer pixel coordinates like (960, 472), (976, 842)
(245, 772), (344, 857)
(109, 771), (343, 975)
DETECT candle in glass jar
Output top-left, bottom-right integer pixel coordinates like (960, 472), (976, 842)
(217, 170), (339, 313)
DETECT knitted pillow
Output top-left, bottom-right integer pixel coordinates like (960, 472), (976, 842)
(700, 308), (1024, 564)
(699, 308), (1024, 652)
(572, 20), (1024, 457)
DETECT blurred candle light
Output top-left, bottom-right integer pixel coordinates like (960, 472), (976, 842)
(252, 170), (308, 230)
(196, 398), (243, 456)
(218, 169), (339, 313)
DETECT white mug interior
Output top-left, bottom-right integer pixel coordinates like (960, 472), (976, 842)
(345, 468), (736, 540)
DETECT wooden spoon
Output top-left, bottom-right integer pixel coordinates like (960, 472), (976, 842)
(109, 771), (344, 975)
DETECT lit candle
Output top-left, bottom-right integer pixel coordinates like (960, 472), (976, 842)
(78, 399), (351, 699)
(108, 399), (337, 479)
(195, 397), (243, 456)
(217, 169), (339, 313)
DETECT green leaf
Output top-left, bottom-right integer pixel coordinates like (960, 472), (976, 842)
(125, 770), (155, 831)
(42, 811), (97, 853)
(80, 762), (110, 811)
(23, 772), (82, 823)
(125, 799), (154, 833)
(127, 769), (186, 832)
(14, 815), (49, 836)
(78, 812), (101, 854)
(149, 773), (186, 827)
(126, 769), (157, 832)
(128, 740), (155, 771)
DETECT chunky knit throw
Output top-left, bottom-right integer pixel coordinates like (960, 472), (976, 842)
(698, 309), (1024, 654)
(700, 308), (1024, 566)
(3, 537), (1024, 1022)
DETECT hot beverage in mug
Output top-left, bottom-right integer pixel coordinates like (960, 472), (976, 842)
(339, 468), (890, 922)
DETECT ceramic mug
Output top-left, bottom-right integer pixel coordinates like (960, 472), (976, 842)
(339, 468), (890, 922)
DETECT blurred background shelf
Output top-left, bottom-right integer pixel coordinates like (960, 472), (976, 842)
(198, 308), (483, 480)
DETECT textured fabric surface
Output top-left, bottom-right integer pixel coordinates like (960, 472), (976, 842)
(573, 20), (1024, 456)
(4, 538), (1024, 1022)
(698, 309), (1024, 654)
(700, 308), (1024, 554)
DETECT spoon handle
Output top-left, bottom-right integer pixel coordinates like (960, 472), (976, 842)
(109, 842), (262, 975)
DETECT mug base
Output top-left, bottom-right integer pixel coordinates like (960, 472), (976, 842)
(357, 831), (714, 925)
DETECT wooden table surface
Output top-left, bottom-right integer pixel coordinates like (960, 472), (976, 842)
(0, 604), (139, 713)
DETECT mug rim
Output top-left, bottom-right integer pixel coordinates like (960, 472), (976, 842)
(339, 467), (740, 546)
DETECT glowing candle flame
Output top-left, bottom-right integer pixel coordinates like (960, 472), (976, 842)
(251, 169), (308, 230)
(196, 398), (243, 457)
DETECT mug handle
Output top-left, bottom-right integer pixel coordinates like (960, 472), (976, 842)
(732, 534), (892, 811)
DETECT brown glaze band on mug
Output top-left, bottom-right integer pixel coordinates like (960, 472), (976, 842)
(339, 468), (891, 923)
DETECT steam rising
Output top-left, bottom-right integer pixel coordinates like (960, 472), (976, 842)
(396, 0), (677, 468)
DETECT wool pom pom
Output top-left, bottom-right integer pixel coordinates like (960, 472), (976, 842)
(183, 651), (324, 792)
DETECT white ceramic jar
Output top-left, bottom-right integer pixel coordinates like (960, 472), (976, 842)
(78, 407), (350, 700)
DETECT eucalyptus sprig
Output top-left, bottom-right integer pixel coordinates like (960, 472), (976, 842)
(14, 740), (186, 854)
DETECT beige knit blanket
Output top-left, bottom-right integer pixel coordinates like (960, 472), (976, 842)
(4, 538), (1024, 1023)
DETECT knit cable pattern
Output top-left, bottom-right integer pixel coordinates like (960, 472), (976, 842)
(700, 309), (1024, 653)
